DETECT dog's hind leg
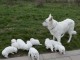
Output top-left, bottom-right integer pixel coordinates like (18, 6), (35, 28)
(53, 36), (55, 40)
(67, 33), (72, 43)
(28, 52), (31, 60)
(32, 56), (34, 60)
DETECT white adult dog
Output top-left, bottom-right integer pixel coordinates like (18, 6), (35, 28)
(28, 47), (39, 60)
(42, 14), (77, 43)
(2, 46), (17, 58)
(30, 38), (42, 45)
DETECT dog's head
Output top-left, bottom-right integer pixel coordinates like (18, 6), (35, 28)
(42, 14), (53, 27)
(11, 39), (16, 43)
(45, 38), (50, 41)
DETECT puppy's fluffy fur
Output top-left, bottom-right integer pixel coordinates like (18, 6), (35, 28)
(11, 39), (33, 50)
(11, 39), (19, 49)
(50, 39), (62, 46)
(45, 38), (54, 52)
(2, 46), (17, 58)
(30, 38), (42, 45)
(24, 41), (32, 50)
(11, 39), (16, 43)
(16, 39), (26, 50)
(42, 14), (77, 43)
(54, 44), (65, 54)
(28, 47), (39, 60)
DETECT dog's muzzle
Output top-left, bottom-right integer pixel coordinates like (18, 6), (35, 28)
(42, 22), (47, 27)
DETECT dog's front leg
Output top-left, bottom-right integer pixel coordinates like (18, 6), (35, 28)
(28, 52), (31, 60)
(31, 55), (34, 60)
(56, 35), (61, 42)
(37, 54), (39, 60)
(5, 55), (8, 58)
(32, 57), (34, 60)
(53, 36), (55, 40)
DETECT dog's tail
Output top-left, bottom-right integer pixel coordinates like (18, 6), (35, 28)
(71, 31), (77, 35)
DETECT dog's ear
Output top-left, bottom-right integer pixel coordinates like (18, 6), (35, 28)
(49, 14), (53, 21)
(49, 13), (52, 17)
(49, 16), (53, 21)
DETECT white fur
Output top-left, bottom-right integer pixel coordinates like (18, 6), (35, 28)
(49, 39), (62, 48)
(45, 38), (54, 52)
(16, 39), (26, 50)
(11, 42), (19, 49)
(11, 39), (16, 43)
(12, 39), (32, 50)
(42, 14), (77, 43)
(2, 46), (17, 58)
(54, 44), (65, 54)
(30, 38), (42, 45)
(11, 39), (19, 49)
(50, 39), (62, 46)
(24, 41), (33, 50)
(17, 39), (26, 45)
(28, 47), (39, 60)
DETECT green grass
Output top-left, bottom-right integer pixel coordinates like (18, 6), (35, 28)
(0, 1), (80, 58)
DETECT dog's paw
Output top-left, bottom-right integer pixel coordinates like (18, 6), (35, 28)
(6, 56), (9, 59)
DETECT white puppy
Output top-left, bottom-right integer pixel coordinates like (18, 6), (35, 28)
(16, 39), (26, 50)
(45, 38), (54, 52)
(17, 39), (26, 45)
(50, 39), (62, 46)
(11, 39), (32, 50)
(30, 38), (42, 45)
(42, 14), (77, 43)
(11, 39), (19, 49)
(2, 46), (17, 58)
(24, 41), (33, 50)
(11, 42), (19, 49)
(54, 44), (65, 54)
(28, 47), (39, 60)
